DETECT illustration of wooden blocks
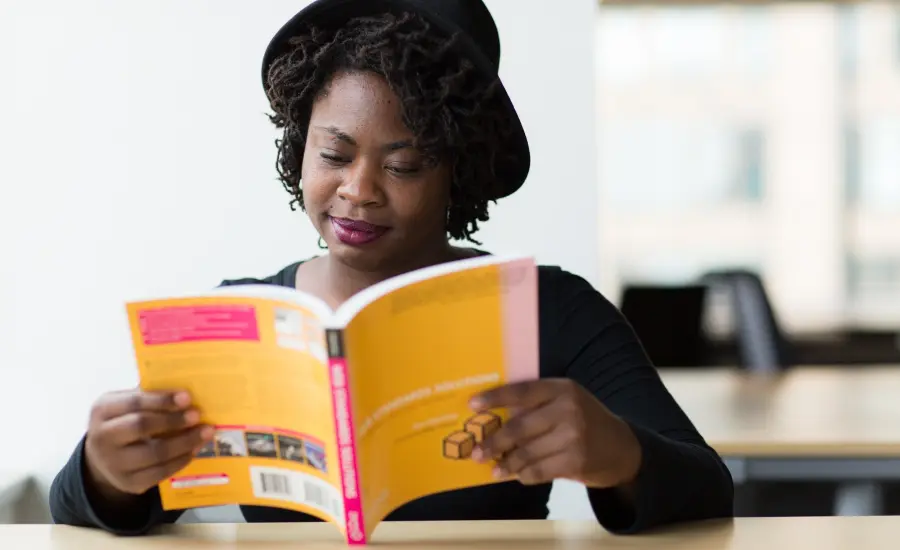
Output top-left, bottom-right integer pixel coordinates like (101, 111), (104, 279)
(443, 431), (475, 459)
(464, 412), (501, 443)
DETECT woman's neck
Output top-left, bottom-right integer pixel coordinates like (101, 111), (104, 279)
(323, 242), (466, 305)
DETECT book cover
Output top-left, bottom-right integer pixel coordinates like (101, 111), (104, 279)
(125, 255), (539, 544)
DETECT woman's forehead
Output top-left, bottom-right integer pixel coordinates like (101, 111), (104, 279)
(311, 71), (413, 141)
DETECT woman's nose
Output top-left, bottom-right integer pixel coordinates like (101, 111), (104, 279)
(336, 162), (383, 207)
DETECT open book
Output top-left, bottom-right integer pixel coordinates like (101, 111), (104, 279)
(125, 254), (539, 544)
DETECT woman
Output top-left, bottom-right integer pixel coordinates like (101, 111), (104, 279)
(49, 0), (733, 536)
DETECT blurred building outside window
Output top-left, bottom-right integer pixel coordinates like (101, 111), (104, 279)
(596, 1), (900, 333)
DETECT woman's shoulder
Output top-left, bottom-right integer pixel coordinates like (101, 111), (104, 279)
(218, 260), (306, 289)
(537, 264), (598, 295)
(536, 264), (622, 324)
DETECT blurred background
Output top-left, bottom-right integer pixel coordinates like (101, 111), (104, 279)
(2, 0), (900, 527)
(597, 1), (900, 365)
(593, 0), (900, 519)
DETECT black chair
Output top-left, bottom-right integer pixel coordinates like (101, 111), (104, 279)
(620, 284), (710, 368)
(700, 269), (795, 372)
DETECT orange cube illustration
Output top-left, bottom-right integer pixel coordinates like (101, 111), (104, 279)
(443, 431), (475, 459)
(464, 413), (501, 443)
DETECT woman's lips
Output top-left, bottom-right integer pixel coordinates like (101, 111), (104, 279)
(330, 217), (390, 246)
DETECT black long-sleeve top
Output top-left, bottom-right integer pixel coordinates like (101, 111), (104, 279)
(49, 261), (733, 535)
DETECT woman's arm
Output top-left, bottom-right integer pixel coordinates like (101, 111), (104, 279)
(49, 436), (184, 535)
(545, 268), (734, 533)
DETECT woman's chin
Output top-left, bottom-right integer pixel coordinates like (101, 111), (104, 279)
(328, 240), (396, 274)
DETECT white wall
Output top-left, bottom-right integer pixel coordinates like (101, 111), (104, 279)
(0, 0), (598, 520)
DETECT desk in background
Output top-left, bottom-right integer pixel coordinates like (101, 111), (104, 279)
(660, 365), (900, 515)
(4, 518), (900, 549)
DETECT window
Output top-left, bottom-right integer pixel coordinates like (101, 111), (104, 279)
(837, 4), (858, 80)
(736, 129), (764, 201)
(847, 256), (900, 303)
(843, 123), (860, 203)
(597, 1), (900, 330)
(733, 6), (774, 77)
(650, 8), (727, 79)
(896, 6), (900, 66)
(855, 119), (900, 211)
(600, 122), (763, 212)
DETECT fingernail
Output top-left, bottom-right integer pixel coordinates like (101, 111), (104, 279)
(469, 397), (484, 410)
(174, 392), (191, 408)
(493, 467), (507, 479)
(471, 447), (484, 462)
(184, 410), (200, 425)
(200, 426), (215, 439)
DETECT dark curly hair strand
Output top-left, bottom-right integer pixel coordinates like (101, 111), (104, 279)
(264, 11), (515, 243)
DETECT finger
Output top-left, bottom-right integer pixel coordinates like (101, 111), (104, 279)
(473, 400), (562, 462)
(120, 425), (214, 473)
(495, 427), (575, 477)
(470, 380), (565, 411)
(93, 390), (192, 421)
(124, 451), (198, 495)
(101, 409), (202, 446)
(511, 452), (572, 486)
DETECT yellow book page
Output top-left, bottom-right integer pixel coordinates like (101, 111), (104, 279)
(342, 259), (538, 532)
(126, 296), (344, 526)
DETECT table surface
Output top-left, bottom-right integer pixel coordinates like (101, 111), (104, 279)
(5, 518), (900, 549)
(659, 365), (900, 457)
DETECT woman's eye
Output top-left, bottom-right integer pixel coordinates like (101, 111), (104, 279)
(387, 165), (420, 175)
(320, 153), (349, 165)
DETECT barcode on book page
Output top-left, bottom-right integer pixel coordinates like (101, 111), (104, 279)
(259, 472), (291, 496)
(250, 466), (344, 524)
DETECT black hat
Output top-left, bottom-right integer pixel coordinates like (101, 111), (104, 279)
(261, 0), (531, 200)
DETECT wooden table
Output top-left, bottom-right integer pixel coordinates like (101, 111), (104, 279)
(659, 366), (900, 457)
(659, 366), (900, 514)
(4, 518), (900, 549)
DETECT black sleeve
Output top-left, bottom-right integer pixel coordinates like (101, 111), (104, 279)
(544, 269), (734, 533)
(49, 436), (184, 535)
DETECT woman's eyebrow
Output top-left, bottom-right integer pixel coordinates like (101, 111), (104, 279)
(315, 125), (357, 145)
(384, 139), (413, 152)
(314, 125), (413, 152)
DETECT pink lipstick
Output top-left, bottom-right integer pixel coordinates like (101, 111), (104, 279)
(330, 217), (390, 246)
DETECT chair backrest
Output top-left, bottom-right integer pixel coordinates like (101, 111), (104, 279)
(620, 284), (709, 368)
(701, 269), (794, 372)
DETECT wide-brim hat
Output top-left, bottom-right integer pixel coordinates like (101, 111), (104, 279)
(261, 0), (531, 200)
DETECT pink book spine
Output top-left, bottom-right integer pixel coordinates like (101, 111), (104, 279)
(500, 259), (540, 383)
(326, 329), (367, 545)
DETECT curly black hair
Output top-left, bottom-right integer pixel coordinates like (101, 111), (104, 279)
(264, 11), (515, 243)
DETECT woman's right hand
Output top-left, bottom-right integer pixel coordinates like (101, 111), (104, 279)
(83, 389), (214, 500)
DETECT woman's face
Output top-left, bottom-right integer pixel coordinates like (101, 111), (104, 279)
(301, 70), (452, 273)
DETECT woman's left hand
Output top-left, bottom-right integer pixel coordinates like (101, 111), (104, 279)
(469, 379), (643, 489)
